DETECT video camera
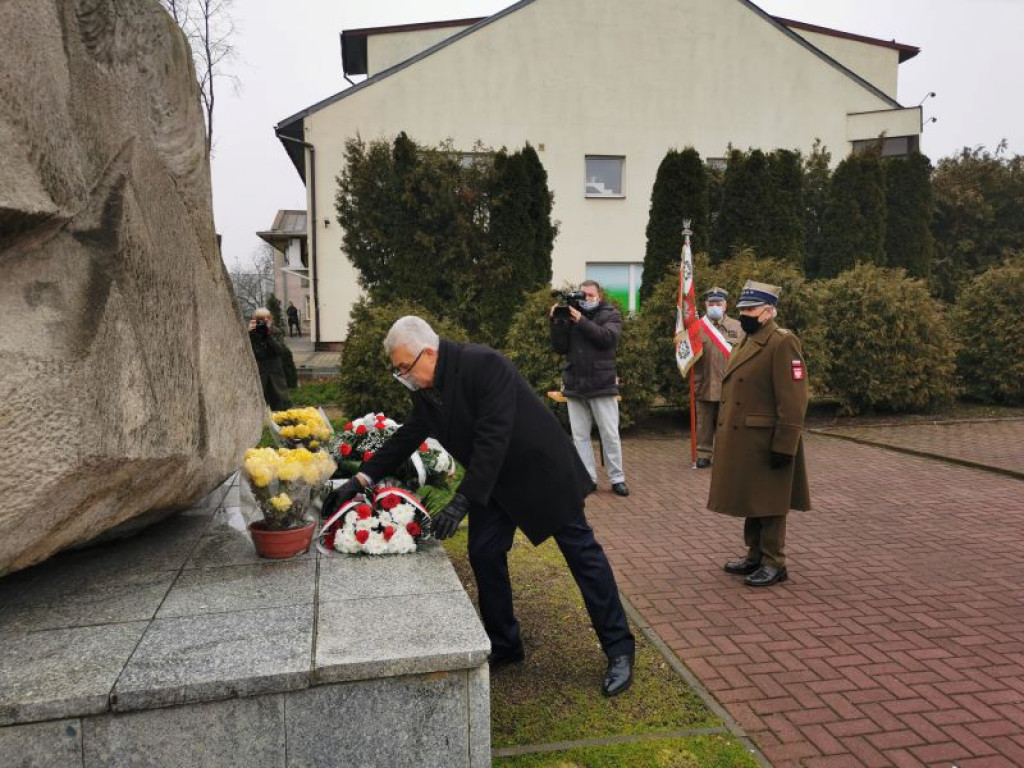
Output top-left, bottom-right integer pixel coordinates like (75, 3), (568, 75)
(552, 290), (586, 321)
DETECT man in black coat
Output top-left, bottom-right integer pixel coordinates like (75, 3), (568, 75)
(326, 316), (635, 696)
(550, 280), (629, 496)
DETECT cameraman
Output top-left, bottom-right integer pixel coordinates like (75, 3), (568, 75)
(248, 307), (292, 411)
(550, 281), (629, 497)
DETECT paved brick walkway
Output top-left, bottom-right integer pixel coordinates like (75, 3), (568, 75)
(584, 428), (1024, 767)
(817, 420), (1024, 477)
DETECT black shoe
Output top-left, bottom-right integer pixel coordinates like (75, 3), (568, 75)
(745, 566), (788, 587)
(585, 480), (597, 496)
(602, 655), (633, 697)
(488, 645), (525, 668)
(611, 482), (630, 497)
(723, 557), (761, 575)
(695, 458), (711, 469)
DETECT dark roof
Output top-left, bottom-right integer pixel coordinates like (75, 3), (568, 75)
(774, 16), (920, 62)
(276, 0), (912, 180)
(342, 17), (487, 76)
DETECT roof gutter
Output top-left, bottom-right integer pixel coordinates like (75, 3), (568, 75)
(274, 131), (321, 347)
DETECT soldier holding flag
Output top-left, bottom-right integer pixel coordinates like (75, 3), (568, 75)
(692, 288), (744, 468)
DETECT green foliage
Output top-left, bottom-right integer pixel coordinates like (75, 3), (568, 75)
(818, 264), (958, 414)
(266, 294), (285, 328)
(640, 148), (708, 304)
(884, 152), (935, 278)
(803, 139), (832, 278)
(615, 314), (657, 429)
(290, 378), (341, 407)
(711, 148), (804, 266)
(953, 258), (1024, 404)
(337, 298), (468, 422)
(820, 149), (887, 277)
(335, 134), (556, 348)
(931, 143), (1024, 300)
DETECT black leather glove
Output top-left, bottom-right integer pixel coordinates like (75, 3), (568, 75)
(769, 451), (793, 469)
(321, 477), (364, 518)
(431, 493), (470, 540)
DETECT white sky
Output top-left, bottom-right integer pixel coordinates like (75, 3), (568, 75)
(210, 0), (1024, 269)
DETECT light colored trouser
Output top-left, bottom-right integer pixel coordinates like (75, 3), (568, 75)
(567, 396), (625, 485)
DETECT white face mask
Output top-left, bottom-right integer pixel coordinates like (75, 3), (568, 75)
(392, 372), (420, 391)
(580, 299), (599, 311)
(706, 305), (725, 320)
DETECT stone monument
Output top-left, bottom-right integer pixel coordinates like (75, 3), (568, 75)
(0, 0), (264, 574)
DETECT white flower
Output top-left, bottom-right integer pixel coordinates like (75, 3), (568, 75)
(390, 504), (416, 525)
(364, 531), (389, 555)
(386, 527), (416, 554)
(376, 510), (393, 527)
(334, 529), (361, 553)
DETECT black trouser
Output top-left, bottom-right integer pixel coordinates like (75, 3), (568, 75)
(467, 503), (635, 659)
(288, 319), (300, 336)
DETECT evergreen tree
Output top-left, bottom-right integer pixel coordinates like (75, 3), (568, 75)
(712, 149), (773, 263)
(802, 139), (832, 279)
(520, 144), (556, 287)
(766, 149), (806, 267)
(884, 152), (935, 278)
(640, 148), (708, 304)
(819, 149), (887, 277)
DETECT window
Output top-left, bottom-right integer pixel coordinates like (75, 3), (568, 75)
(585, 263), (644, 314)
(705, 157), (728, 172)
(585, 156), (625, 197)
(851, 135), (919, 157)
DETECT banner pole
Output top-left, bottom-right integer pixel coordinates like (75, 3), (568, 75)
(688, 368), (698, 467)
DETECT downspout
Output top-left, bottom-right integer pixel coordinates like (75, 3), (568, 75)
(276, 132), (321, 347)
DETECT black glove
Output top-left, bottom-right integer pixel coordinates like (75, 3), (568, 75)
(321, 477), (364, 518)
(769, 451), (793, 469)
(432, 493), (470, 540)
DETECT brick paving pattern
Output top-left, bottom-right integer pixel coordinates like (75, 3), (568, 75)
(584, 429), (1024, 767)
(819, 419), (1024, 476)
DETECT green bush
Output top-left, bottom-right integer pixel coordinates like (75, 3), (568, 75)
(818, 264), (958, 414)
(953, 258), (1024, 404)
(338, 299), (468, 422)
(615, 314), (657, 430)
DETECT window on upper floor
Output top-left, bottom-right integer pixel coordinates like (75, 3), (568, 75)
(851, 135), (919, 157)
(585, 156), (625, 198)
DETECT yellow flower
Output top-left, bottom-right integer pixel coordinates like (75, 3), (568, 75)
(278, 462), (302, 483)
(248, 464), (274, 488)
(269, 493), (292, 512)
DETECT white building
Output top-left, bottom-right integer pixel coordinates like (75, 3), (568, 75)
(256, 209), (310, 332)
(276, 0), (922, 347)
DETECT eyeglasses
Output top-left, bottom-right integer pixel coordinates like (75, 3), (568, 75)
(392, 349), (425, 381)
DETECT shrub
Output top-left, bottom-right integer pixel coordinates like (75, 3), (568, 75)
(820, 150), (886, 277)
(818, 264), (958, 414)
(338, 299), (468, 422)
(953, 258), (1024, 404)
(615, 314), (657, 430)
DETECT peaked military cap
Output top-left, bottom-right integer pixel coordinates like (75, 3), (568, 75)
(735, 280), (781, 308)
(704, 286), (729, 301)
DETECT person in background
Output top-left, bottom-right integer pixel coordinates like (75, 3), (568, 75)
(286, 301), (301, 337)
(248, 307), (292, 411)
(707, 281), (810, 587)
(549, 280), (629, 497)
(693, 287), (744, 468)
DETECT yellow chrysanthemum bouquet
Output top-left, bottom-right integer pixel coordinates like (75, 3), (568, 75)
(243, 446), (337, 530)
(270, 407), (333, 452)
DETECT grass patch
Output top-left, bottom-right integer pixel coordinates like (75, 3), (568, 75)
(493, 735), (759, 767)
(441, 529), (736, 752)
(289, 377), (341, 407)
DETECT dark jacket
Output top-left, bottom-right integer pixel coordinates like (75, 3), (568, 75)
(361, 339), (592, 544)
(550, 302), (622, 398)
(250, 326), (292, 411)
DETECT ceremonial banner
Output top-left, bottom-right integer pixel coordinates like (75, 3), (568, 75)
(674, 236), (703, 376)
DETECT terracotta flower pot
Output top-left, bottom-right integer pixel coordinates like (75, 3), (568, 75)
(248, 520), (315, 559)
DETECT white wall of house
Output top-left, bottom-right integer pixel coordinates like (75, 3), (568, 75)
(794, 30), (901, 99)
(299, 0), (920, 343)
(367, 27), (472, 75)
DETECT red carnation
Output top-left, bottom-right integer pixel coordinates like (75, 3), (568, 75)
(355, 530), (369, 545)
(323, 532), (336, 550)
(419, 443), (429, 453)
(375, 424), (386, 431)
(340, 443), (352, 457)
(383, 525), (395, 542)
(356, 504), (372, 520)
(406, 522), (422, 537)
(363, 450), (375, 461)
(343, 422), (353, 431)
(355, 424), (368, 436)
(379, 495), (400, 510)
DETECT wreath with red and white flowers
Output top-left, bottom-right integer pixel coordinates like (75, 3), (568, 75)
(317, 486), (432, 556)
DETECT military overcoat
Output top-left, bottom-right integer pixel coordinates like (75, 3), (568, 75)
(693, 315), (744, 402)
(707, 320), (811, 518)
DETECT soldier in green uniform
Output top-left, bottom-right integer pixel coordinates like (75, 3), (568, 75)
(693, 287), (744, 468)
(706, 281), (810, 587)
